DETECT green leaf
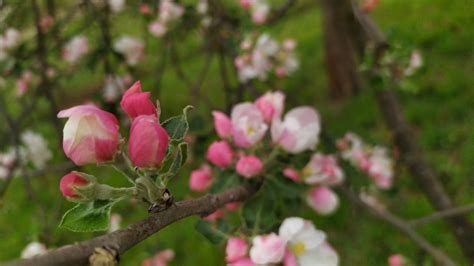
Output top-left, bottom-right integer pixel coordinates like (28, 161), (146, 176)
(162, 105), (193, 141)
(210, 171), (240, 194)
(242, 185), (277, 232)
(267, 176), (305, 199)
(167, 142), (188, 176)
(59, 200), (116, 232)
(194, 220), (228, 245)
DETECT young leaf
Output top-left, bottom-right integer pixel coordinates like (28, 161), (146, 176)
(59, 200), (116, 232)
(210, 171), (240, 194)
(162, 105), (193, 141)
(167, 142), (188, 177)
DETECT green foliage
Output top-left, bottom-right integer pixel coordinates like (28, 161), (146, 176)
(194, 220), (230, 245)
(166, 142), (188, 177)
(59, 200), (116, 232)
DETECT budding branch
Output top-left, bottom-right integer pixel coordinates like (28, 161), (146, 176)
(7, 182), (261, 266)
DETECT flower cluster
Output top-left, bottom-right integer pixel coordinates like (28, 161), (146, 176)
(189, 91), (320, 192)
(239, 0), (270, 25)
(196, 0), (212, 28)
(0, 28), (21, 61)
(62, 35), (89, 64)
(235, 34), (299, 82)
(148, 0), (184, 38)
(113, 36), (145, 66)
(225, 217), (338, 266)
(57, 80), (173, 204)
(337, 132), (394, 189)
(102, 74), (132, 103)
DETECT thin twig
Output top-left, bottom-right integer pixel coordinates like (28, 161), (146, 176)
(409, 203), (474, 228)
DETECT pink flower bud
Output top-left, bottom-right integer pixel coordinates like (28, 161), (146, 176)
(149, 21), (167, 37)
(275, 67), (287, 78)
(388, 254), (406, 266)
(226, 237), (248, 263)
(282, 39), (296, 51)
(283, 168), (300, 182)
(139, 3), (152, 15)
(236, 155), (263, 178)
(228, 257), (255, 266)
(58, 104), (120, 165)
(212, 111), (233, 139)
(120, 81), (157, 120)
(254, 91), (285, 122)
(252, 11), (267, 25)
(306, 186), (339, 215)
(362, 0), (380, 12)
(206, 141), (234, 168)
(239, 0), (251, 9)
(203, 209), (225, 221)
(249, 233), (285, 264)
(225, 202), (241, 211)
(59, 172), (89, 199)
(128, 115), (169, 168)
(189, 165), (213, 192)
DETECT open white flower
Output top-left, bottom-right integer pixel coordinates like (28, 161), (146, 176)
(279, 217), (338, 266)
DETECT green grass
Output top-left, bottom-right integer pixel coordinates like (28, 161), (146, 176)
(1, 0), (473, 265)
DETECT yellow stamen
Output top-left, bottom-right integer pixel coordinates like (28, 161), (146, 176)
(290, 242), (306, 256)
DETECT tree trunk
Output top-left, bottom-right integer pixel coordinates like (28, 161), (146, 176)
(320, 0), (365, 99)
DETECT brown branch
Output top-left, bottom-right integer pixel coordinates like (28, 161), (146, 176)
(408, 203), (474, 228)
(339, 184), (456, 266)
(6, 182), (261, 266)
(352, 7), (474, 261)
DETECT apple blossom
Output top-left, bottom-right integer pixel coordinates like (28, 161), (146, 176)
(206, 141), (234, 168)
(16, 70), (33, 97)
(306, 186), (339, 215)
(254, 91), (285, 122)
(120, 81), (157, 119)
(103, 74), (125, 103)
(404, 50), (423, 76)
(362, 0), (380, 12)
(236, 155), (263, 178)
(302, 153), (344, 185)
(62, 35), (89, 64)
(283, 249), (298, 266)
(367, 147), (394, 189)
(59, 172), (89, 199)
(388, 254), (406, 266)
(58, 104), (120, 165)
(250, 0), (269, 25)
(20, 131), (52, 169)
(283, 168), (301, 182)
(231, 103), (267, 148)
(271, 106), (320, 154)
(239, 0), (252, 10)
(189, 164), (213, 192)
(212, 111), (233, 139)
(226, 237), (248, 263)
(139, 3), (152, 15)
(128, 115), (169, 168)
(249, 233), (285, 264)
(21, 242), (47, 259)
(113, 36), (144, 66)
(278, 217), (338, 266)
(149, 21), (167, 37)
(225, 202), (241, 211)
(108, 0), (125, 13)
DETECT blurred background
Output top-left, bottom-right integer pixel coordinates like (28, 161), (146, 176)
(0, 0), (473, 265)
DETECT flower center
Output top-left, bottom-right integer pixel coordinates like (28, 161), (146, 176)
(290, 241), (306, 256)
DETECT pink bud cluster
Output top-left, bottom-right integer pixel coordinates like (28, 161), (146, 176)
(0, 149), (16, 180)
(338, 132), (394, 189)
(235, 33), (299, 82)
(189, 91), (320, 193)
(148, 0), (184, 38)
(58, 80), (170, 199)
(62, 35), (89, 64)
(224, 217), (338, 266)
(239, 0), (270, 25)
